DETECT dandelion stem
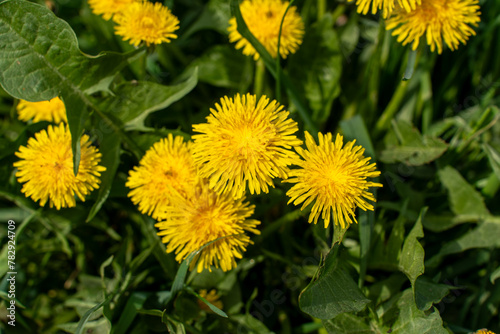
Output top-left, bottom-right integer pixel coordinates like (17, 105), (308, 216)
(254, 58), (265, 96)
(317, 0), (326, 21)
(374, 80), (408, 135)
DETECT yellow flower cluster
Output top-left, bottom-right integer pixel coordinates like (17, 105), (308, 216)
(125, 93), (381, 271)
(474, 330), (496, 334)
(88, 0), (179, 47)
(17, 97), (67, 124)
(14, 123), (105, 209)
(228, 0), (305, 60)
(350, 0), (481, 54)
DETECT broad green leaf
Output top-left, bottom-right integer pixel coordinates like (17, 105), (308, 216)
(0, 0), (142, 172)
(414, 278), (453, 311)
(98, 68), (197, 131)
(367, 273), (407, 307)
(322, 313), (373, 334)
(399, 208), (426, 288)
(181, 0), (231, 38)
(183, 46), (252, 89)
(380, 120), (448, 165)
(299, 250), (370, 319)
(288, 13), (342, 124)
(438, 166), (490, 217)
(434, 220), (500, 258)
(390, 289), (447, 334)
(87, 133), (121, 222)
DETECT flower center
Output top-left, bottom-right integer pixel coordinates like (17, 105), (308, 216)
(140, 16), (155, 30)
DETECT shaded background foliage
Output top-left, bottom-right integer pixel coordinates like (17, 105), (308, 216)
(0, 0), (499, 333)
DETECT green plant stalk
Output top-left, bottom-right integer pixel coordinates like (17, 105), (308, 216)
(375, 80), (408, 135)
(276, 0), (295, 102)
(254, 58), (265, 96)
(317, 0), (326, 21)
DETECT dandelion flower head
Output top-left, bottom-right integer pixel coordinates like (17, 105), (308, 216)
(155, 180), (261, 272)
(88, 0), (136, 21)
(13, 124), (106, 210)
(474, 330), (495, 334)
(192, 93), (302, 199)
(126, 134), (197, 220)
(386, 0), (481, 54)
(349, 0), (421, 18)
(286, 132), (382, 229)
(114, 1), (180, 47)
(17, 97), (67, 124)
(198, 289), (224, 311)
(228, 0), (305, 60)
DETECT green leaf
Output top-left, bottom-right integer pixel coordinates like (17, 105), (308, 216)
(390, 289), (447, 334)
(0, 0), (142, 172)
(399, 208), (426, 288)
(166, 234), (234, 306)
(483, 143), (500, 181)
(75, 294), (115, 334)
(181, 0), (231, 38)
(340, 115), (376, 158)
(87, 133), (121, 222)
(438, 166), (490, 217)
(490, 266), (500, 284)
(288, 13), (342, 124)
(111, 292), (148, 334)
(370, 210), (406, 271)
(380, 120), (448, 166)
(414, 278), (453, 311)
(299, 250), (370, 319)
(186, 287), (228, 318)
(434, 220), (500, 258)
(183, 45), (252, 88)
(98, 68), (197, 131)
(322, 313), (373, 334)
(341, 115), (377, 285)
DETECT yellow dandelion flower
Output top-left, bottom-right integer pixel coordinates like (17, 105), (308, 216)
(13, 124), (106, 210)
(348, 0), (421, 18)
(126, 134), (197, 220)
(88, 0), (136, 21)
(114, 1), (180, 47)
(474, 330), (496, 334)
(197, 289), (224, 311)
(192, 93), (302, 199)
(286, 132), (382, 229)
(228, 0), (305, 60)
(155, 180), (261, 272)
(386, 0), (481, 54)
(16, 97), (67, 124)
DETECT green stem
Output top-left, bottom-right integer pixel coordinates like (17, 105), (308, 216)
(254, 58), (265, 96)
(374, 80), (408, 135)
(317, 0), (326, 21)
(276, 0), (294, 102)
